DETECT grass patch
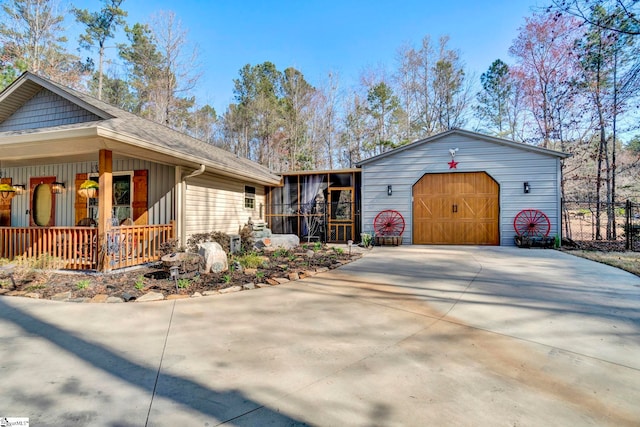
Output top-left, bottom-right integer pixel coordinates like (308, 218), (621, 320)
(564, 250), (640, 277)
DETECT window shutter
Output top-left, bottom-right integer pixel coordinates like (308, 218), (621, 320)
(132, 170), (148, 225)
(0, 177), (12, 226)
(75, 173), (88, 225)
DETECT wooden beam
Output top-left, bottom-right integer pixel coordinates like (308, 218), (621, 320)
(98, 149), (113, 271)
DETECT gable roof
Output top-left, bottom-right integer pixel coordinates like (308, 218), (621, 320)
(356, 128), (570, 166)
(0, 72), (280, 185)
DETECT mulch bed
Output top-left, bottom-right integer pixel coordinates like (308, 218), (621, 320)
(0, 247), (362, 302)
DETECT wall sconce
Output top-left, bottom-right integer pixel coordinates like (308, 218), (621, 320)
(12, 184), (25, 195)
(524, 182), (530, 194)
(387, 185), (393, 196)
(52, 181), (66, 194)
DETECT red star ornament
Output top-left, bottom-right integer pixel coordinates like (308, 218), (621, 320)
(448, 159), (458, 169)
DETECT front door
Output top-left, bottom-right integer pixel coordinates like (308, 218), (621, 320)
(328, 188), (354, 242)
(30, 176), (57, 227)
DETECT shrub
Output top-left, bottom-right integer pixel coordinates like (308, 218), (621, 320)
(186, 232), (231, 253)
(159, 239), (181, 256)
(237, 252), (264, 268)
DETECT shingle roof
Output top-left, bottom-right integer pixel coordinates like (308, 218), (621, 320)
(0, 72), (280, 185)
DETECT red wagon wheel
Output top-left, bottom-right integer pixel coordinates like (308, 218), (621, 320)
(514, 209), (551, 237)
(374, 210), (405, 236)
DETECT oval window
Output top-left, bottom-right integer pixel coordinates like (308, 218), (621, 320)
(33, 184), (53, 226)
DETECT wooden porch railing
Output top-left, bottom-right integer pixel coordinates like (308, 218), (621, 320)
(0, 221), (175, 272)
(0, 226), (99, 270)
(104, 222), (175, 271)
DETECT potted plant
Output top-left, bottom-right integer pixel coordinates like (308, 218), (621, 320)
(78, 179), (99, 198)
(0, 183), (16, 200)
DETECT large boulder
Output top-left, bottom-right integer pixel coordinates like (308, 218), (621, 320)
(197, 242), (228, 273)
(258, 234), (300, 251)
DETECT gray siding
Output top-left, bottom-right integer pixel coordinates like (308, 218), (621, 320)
(4, 160), (175, 227)
(0, 89), (101, 131)
(185, 174), (265, 238)
(361, 134), (562, 246)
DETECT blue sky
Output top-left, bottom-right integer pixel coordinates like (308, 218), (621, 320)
(69, 0), (545, 113)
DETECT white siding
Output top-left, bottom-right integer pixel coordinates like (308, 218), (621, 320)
(0, 89), (101, 131)
(4, 159), (175, 227)
(185, 174), (266, 239)
(361, 134), (563, 246)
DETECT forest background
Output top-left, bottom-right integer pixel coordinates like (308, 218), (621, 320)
(1, 0), (639, 240)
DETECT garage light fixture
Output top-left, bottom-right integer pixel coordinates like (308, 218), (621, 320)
(387, 185), (392, 196)
(524, 182), (530, 194)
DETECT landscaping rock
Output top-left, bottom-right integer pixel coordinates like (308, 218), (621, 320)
(268, 234), (300, 250)
(167, 294), (189, 300)
(266, 278), (280, 286)
(288, 272), (300, 281)
(256, 282), (271, 288)
(242, 282), (256, 290)
(315, 267), (329, 273)
(244, 268), (257, 275)
(90, 294), (109, 303)
(198, 242), (228, 273)
(25, 292), (41, 299)
(137, 291), (165, 302)
(274, 277), (290, 284)
(219, 285), (242, 294)
(106, 297), (124, 303)
(306, 250), (315, 258)
(52, 291), (72, 301)
(69, 297), (90, 303)
(191, 292), (203, 298)
(203, 290), (218, 296)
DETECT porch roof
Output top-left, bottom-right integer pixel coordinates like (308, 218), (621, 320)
(0, 72), (281, 186)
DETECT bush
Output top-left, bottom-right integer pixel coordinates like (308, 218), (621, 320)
(236, 252), (265, 268)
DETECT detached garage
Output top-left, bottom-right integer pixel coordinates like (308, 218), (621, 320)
(357, 129), (569, 246)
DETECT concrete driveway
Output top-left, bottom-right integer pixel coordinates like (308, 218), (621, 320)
(1, 246), (639, 426)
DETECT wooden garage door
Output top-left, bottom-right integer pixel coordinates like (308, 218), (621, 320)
(413, 172), (499, 245)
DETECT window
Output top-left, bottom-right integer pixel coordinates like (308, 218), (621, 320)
(88, 172), (133, 223)
(244, 186), (256, 209)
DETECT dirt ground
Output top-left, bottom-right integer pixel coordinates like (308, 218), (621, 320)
(0, 246), (363, 301)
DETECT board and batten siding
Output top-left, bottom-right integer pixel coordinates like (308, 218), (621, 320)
(3, 159), (175, 227)
(361, 133), (563, 246)
(185, 174), (265, 239)
(0, 89), (101, 132)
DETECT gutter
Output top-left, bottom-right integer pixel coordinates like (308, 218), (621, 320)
(183, 164), (205, 181)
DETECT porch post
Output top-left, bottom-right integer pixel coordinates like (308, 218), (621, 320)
(98, 149), (113, 272)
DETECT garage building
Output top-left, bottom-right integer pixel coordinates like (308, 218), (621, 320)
(356, 129), (569, 246)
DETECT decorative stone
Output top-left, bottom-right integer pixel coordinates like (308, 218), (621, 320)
(69, 297), (91, 303)
(25, 292), (41, 299)
(266, 278), (280, 286)
(219, 285), (242, 294)
(167, 294), (189, 300)
(136, 291), (165, 302)
(274, 277), (290, 284)
(303, 270), (316, 277)
(90, 294), (109, 303)
(288, 272), (299, 281)
(106, 297), (123, 303)
(256, 282), (271, 288)
(51, 291), (72, 301)
(268, 234), (300, 250)
(198, 242), (228, 273)
(315, 267), (329, 273)
(244, 268), (257, 275)
(306, 250), (315, 258)
(242, 282), (255, 290)
(191, 292), (203, 298)
(203, 290), (218, 296)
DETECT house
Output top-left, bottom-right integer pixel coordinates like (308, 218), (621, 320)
(0, 72), (281, 271)
(356, 129), (570, 246)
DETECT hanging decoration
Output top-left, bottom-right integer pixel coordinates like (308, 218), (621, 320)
(0, 183), (16, 200)
(448, 148), (459, 169)
(78, 179), (99, 198)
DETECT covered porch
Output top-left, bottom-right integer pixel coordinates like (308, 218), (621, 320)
(0, 146), (177, 272)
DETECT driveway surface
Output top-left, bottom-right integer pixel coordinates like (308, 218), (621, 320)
(1, 246), (639, 426)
